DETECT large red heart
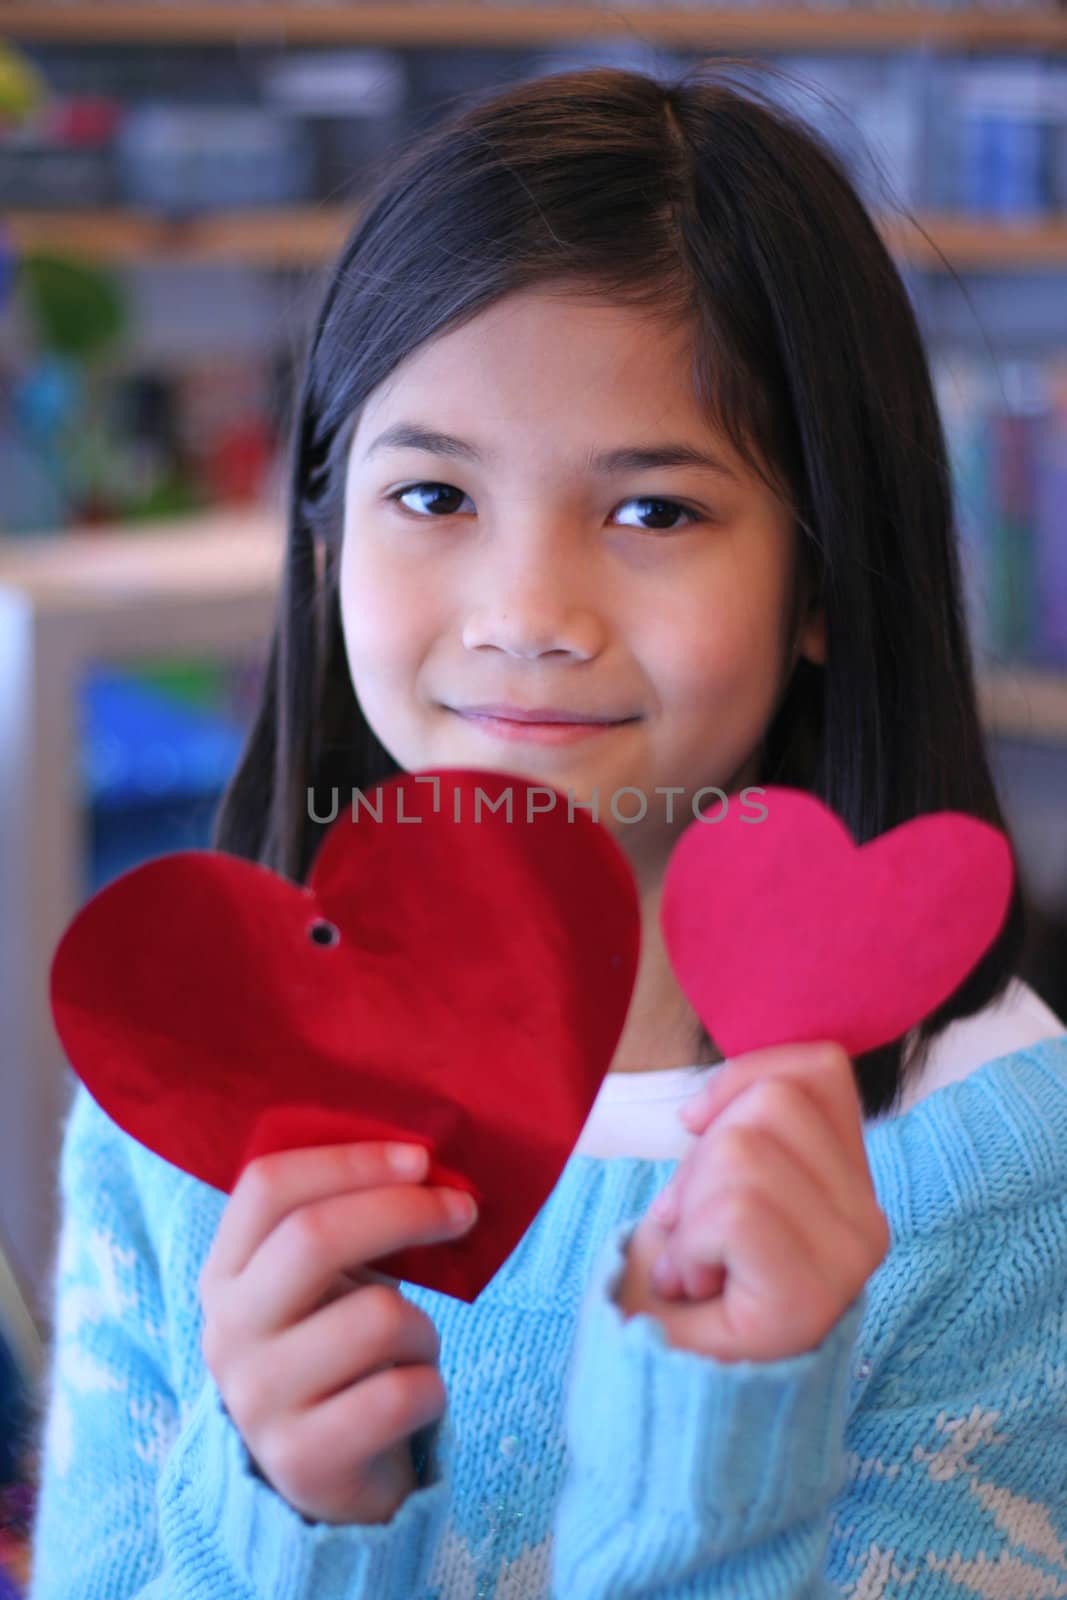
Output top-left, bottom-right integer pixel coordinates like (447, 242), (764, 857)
(661, 785), (1014, 1059)
(50, 769), (641, 1302)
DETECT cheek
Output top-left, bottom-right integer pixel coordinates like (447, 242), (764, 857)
(339, 542), (428, 681)
(652, 604), (782, 710)
(648, 584), (791, 779)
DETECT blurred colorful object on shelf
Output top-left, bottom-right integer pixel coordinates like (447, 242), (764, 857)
(10, 356), (81, 444)
(79, 664), (249, 813)
(20, 254), (127, 363)
(129, 658), (229, 711)
(78, 661), (256, 896)
(935, 352), (1067, 670)
(0, 38), (54, 315)
(1035, 365), (1067, 667)
(202, 413), (274, 504)
(0, 41), (45, 129)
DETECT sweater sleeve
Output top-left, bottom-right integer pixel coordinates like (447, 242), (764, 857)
(28, 1082), (454, 1600)
(552, 1220), (863, 1598)
(554, 1209), (1067, 1600)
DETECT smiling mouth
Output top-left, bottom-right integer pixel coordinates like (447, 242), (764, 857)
(449, 703), (639, 725)
(447, 708), (639, 744)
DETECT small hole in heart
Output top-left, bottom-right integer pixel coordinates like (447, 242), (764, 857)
(308, 919), (340, 948)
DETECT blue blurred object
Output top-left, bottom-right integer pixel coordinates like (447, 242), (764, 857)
(959, 57), (1051, 219)
(116, 103), (315, 213)
(80, 666), (249, 893)
(12, 356), (81, 441)
(0, 1330), (27, 1488)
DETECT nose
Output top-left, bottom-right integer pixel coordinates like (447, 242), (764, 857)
(461, 540), (604, 662)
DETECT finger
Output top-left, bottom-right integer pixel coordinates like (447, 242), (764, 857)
(650, 1199), (830, 1363)
(239, 1285), (440, 1421)
(673, 1075), (876, 1243)
(234, 1182), (477, 1336)
(654, 1188), (815, 1329)
(679, 1042), (847, 1134)
(657, 1123), (873, 1303)
(312, 1263), (396, 1314)
(651, 1252), (724, 1302)
(200, 1140), (430, 1289)
(648, 1180), (682, 1230)
(679, 1041), (867, 1172)
(278, 1359), (447, 1502)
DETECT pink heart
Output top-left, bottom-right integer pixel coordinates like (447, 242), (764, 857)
(661, 786), (1015, 1058)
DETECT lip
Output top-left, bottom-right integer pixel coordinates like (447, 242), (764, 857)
(451, 703), (635, 725)
(449, 705), (639, 746)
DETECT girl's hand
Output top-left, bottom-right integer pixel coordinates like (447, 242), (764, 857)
(615, 1041), (890, 1363)
(198, 1139), (478, 1526)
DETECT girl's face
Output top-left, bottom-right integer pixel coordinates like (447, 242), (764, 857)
(340, 286), (824, 883)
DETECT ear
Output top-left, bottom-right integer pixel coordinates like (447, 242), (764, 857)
(796, 602), (827, 667)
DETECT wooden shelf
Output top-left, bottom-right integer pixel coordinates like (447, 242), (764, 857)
(0, 506), (283, 614)
(0, 3), (1065, 51)
(979, 666), (1067, 744)
(7, 205), (1067, 271)
(3, 205), (353, 270)
(880, 213), (1067, 271)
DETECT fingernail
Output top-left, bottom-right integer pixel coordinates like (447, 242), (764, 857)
(443, 1190), (478, 1227)
(649, 1186), (674, 1222)
(388, 1144), (428, 1177)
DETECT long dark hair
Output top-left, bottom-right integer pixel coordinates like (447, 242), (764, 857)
(212, 59), (1026, 1120)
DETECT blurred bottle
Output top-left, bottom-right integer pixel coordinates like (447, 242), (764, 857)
(1033, 362), (1067, 669)
(936, 354), (996, 662)
(987, 360), (1042, 660)
(958, 58), (1050, 219)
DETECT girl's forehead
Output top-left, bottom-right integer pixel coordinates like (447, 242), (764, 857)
(348, 307), (739, 468)
(390, 288), (689, 363)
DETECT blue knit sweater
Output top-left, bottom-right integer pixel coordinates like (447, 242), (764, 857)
(28, 1035), (1067, 1598)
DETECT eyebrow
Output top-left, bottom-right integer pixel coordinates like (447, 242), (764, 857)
(362, 421), (741, 483)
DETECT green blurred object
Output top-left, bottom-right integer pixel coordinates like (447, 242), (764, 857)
(121, 468), (205, 524)
(20, 254), (128, 363)
(131, 659), (228, 710)
(0, 41), (47, 124)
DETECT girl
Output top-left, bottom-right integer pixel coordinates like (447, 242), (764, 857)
(29, 60), (1067, 1600)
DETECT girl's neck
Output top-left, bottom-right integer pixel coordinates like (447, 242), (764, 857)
(607, 874), (723, 1074)
(607, 753), (762, 1074)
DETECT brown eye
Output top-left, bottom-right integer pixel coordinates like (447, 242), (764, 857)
(389, 482), (471, 516)
(614, 497), (701, 533)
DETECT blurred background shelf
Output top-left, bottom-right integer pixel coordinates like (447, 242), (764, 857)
(3, 204), (354, 269)
(6, 206), (1067, 271)
(2, 3), (1067, 50)
(1, 4), (1066, 50)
